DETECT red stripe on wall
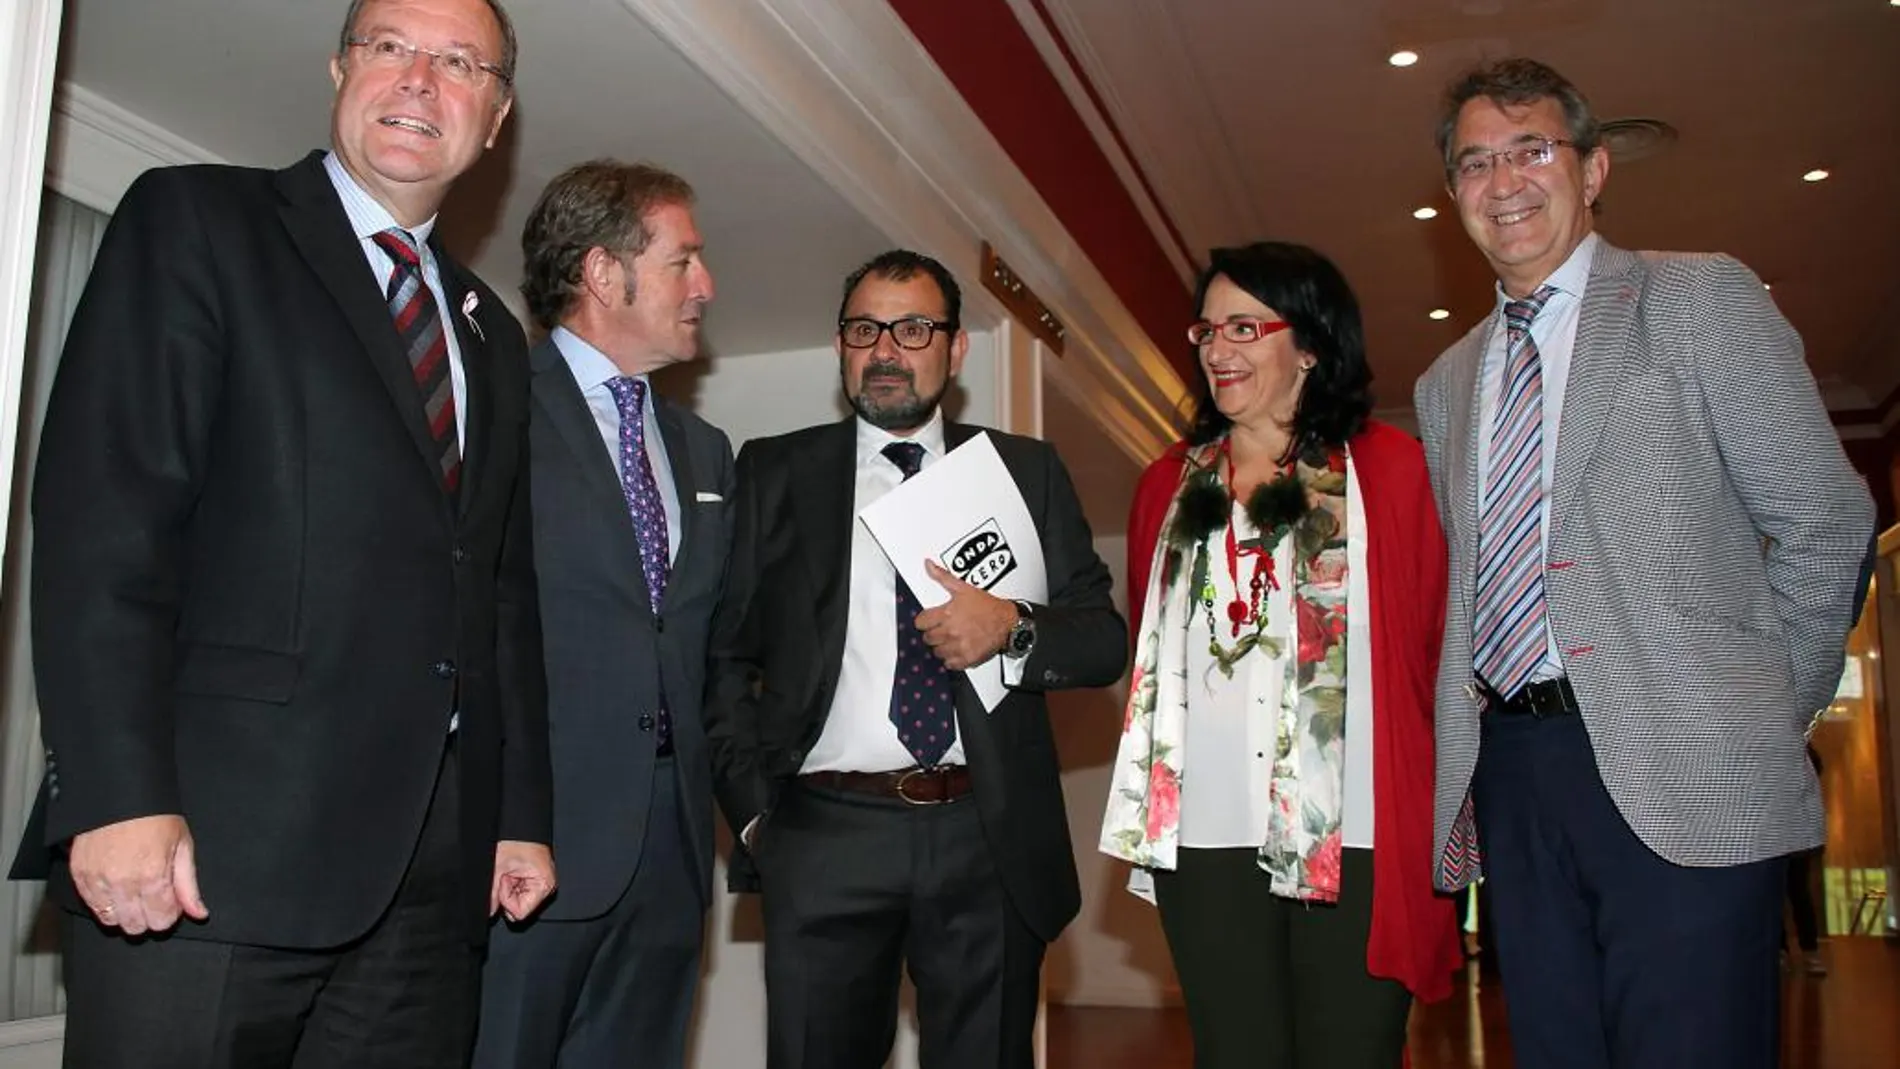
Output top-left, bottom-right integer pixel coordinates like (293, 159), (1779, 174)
(1021, 0), (1198, 272)
(886, 0), (1196, 388)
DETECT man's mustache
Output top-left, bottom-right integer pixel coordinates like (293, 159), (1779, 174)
(860, 363), (914, 386)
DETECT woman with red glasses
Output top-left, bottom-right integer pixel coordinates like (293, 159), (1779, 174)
(1101, 242), (1460, 1067)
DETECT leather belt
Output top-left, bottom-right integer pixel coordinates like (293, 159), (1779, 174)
(798, 766), (973, 806)
(1479, 675), (1581, 719)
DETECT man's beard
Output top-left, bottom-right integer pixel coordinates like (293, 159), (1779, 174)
(848, 365), (944, 431)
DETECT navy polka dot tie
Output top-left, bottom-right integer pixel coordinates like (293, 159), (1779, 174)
(882, 441), (956, 767)
(607, 376), (672, 754)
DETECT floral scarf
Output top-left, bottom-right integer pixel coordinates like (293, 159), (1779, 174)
(1100, 437), (1352, 902)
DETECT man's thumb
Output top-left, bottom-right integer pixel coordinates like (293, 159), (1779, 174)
(172, 834), (209, 920)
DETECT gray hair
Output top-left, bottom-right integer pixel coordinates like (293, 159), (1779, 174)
(1434, 58), (1600, 179)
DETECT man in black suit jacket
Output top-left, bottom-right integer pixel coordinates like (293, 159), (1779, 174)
(18, 1), (553, 1065)
(705, 250), (1127, 1068)
(472, 160), (732, 1068)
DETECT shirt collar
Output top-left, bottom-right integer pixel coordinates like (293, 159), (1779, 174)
(1493, 231), (1599, 310)
(550, 326), (639, 394)
(323, 151), (439, 249)
(855, 408), (947, 469)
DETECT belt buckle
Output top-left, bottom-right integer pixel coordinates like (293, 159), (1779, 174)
(895, 767), (948, 806)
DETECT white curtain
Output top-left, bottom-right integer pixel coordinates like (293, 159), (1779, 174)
(0, 191), (108, 1022)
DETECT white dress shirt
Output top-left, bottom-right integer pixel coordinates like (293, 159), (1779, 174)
(801, 412), (968, 773)
(1178, 457), (1374, 850)
(1473, 231), (1599, 683)
(322, 152), (467, 453)
(549, 327), (681, 563)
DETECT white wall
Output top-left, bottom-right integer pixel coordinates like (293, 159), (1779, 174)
(0, 3), (68, 1060)
(1043, 533), (1178, 1008)
(1036, 514), (1184, 1014)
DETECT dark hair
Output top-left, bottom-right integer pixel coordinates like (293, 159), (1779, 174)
(1186, 242), (1371, 458)
(519, 159), (696, 331)
(339, 0), (518, 93)
(837, 250), (962, 331)
(1434, 58), (1600, 180)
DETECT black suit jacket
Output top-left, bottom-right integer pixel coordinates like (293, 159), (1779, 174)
(704, 418), (1126, 941)
(16, 152), (550, 948)
(527, 339), (734, 919)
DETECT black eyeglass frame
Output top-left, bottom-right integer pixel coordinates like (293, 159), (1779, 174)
(837, 316), (957, 350)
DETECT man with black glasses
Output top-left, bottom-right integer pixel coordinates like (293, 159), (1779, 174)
(18, 1), (552, 1065)
(1414, 57), (1872, 1069)
(704, 250), (1126, 1068)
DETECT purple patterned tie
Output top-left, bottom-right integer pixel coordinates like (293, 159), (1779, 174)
(371, 228), (459, 494)
(1473, 286), (1558, 699)
(882, 441), (956, 767)
(607, 376), (671, 752)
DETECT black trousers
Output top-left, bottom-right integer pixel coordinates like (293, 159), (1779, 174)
(1784, 848), (1822, 953)
(60, 737), (476, 1069)
(1152, 846), (1410, 1069)
(472, 758), (704, 1069)
(1475, 713), (1785, 1069)
(758, 780), (1045, 1069)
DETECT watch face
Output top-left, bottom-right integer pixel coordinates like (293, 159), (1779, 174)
(1008, 621), (1035, 656)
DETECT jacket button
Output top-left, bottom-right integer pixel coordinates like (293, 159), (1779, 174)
(638, 714), (655, 732)
(452, 545), (469, 565)
(654, 615), (665, 633)
(431, 660), (458, 680)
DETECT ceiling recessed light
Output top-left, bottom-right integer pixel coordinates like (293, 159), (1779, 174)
(1803, 169), (1830, 182)
(1388, 50), (1420, 67)
(1428, 309), (1451, 321)
(1762, 282), (1773, 291)
(1413, 206), (1439, 220)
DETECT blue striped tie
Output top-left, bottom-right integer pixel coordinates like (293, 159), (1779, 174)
(1474, 286), (1557, 699)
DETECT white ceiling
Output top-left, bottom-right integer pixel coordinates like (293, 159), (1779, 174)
(1036, 0), (1900, 410)
(57, 0), (894, 358)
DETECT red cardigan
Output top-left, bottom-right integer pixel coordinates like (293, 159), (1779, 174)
(1125, 419), (1462, 1002)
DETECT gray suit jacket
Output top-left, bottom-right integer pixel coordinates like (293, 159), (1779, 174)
(1414, 240), (1874, 888)
(528, 338), (735, 919)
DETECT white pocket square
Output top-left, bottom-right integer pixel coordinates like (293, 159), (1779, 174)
(694, 491), (724, 503)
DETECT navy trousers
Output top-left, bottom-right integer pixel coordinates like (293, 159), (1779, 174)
(1474, 713), (1785, 1069)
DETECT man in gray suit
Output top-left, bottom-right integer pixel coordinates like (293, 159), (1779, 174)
(472, 160), (732, 1068)
(1414, 59), (1873, 1069)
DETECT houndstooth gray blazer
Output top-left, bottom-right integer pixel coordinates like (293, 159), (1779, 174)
(1414, 240), (1875, 891)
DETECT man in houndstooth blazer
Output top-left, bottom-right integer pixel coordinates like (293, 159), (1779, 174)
(1414, 59), (1874, 1069)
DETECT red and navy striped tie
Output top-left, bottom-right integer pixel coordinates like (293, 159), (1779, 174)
(1473, 286), (1557, 699)
(373, 228), (460, 494)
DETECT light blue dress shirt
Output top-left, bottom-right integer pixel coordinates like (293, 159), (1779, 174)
(550, 327), (681, 563)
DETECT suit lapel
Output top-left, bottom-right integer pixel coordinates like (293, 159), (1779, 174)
(654, 396), (698, 571)
(530, 341), (651, 609)
(796, 420), (860, 683)
(275, 153), (443, 494)
(1445, 330), (1487, 546)
(1550, 241), (1642, 534)
(437, 252), (490, 521)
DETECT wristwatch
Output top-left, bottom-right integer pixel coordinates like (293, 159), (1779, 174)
(1003, 600), (1038, 660)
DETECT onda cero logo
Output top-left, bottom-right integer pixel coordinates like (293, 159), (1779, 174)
(942, 518), (1017, 592)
